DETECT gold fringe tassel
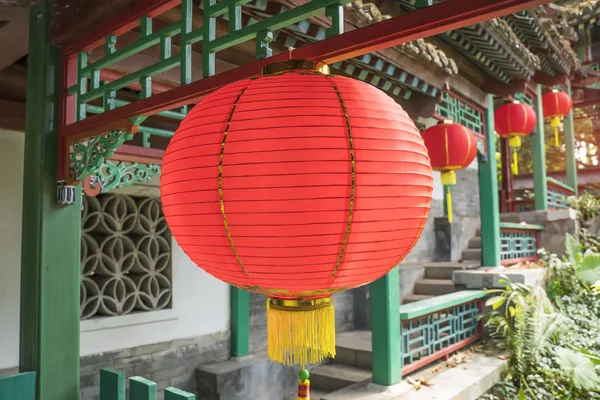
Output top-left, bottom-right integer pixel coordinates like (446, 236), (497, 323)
(267, 298), (336, 366)
(446, 188), (453, 224)
(551, 117), (561, 148)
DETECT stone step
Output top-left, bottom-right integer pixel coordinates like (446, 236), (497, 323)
(309, 364), (372, 393)
(424, 263), (477, 280)
(414, 279), (457, 296)
(310, 389), (330, 400)
(468, 236), (482, 249)
(462, 248), (482, 261)
(403, 294), (434, 304)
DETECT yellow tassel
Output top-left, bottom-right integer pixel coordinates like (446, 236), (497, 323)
(512, 148), (519, 175)
(550, 117), (561, 147)
(440, 170), (456, 186)
(267, 297), (336, 366)
(446, 188), (453, 224)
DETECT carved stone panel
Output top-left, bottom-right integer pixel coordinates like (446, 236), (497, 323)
(80, 194), (172, 319)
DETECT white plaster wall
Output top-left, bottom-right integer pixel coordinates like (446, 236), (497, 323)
(0, 130), (229, 367)
(0, 130), (24, 369)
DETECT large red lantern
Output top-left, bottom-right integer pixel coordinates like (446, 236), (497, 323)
(542, 90), (573, 147)
(160, 60), (433, 368)
(421, 121), (477, 223)
(494, 101), (537, 174)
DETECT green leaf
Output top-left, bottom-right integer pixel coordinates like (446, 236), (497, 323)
(556, 347), (600, 390)
(579, 348), (600, 366)
(518, 386), (526, 400)
(485, 296), (506, 310)
(565, 233), (581, 264)
(576, 253), (600, 285)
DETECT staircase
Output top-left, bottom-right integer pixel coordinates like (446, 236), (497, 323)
(403, 230), (482, 304)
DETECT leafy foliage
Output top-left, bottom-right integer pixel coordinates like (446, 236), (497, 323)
(566, 193), (600, 228)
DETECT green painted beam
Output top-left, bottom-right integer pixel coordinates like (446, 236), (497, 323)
(19, 2), (82, 399)
(532, 84), (549, 211)
(370, 267), (401, 386)
(546, 176), (574, 193)
(498, 222), (544, 231)
(399, 290), (486, 320)
(564, 80), (578, 195)
(230, 287), (250, 357)
(478, 93), (501, 267)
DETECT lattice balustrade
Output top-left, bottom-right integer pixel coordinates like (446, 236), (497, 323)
(436, 92), (484, 134)
(80, 194), (172, 319)
(399, 292), (484, 375)
(499, 223), (542, 264)
(546, 177), (574, 210)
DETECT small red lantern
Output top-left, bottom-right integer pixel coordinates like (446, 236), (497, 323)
(160, 60), (433, 370)
(421, 121), (477, 223)
(494, 101), (537, 174)
(542, 90), (573, 147)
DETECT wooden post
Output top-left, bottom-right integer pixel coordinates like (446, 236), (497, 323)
(532, 84), (549, 210)
(370, 267), (401, 386)
(19, 2), (82, 399)
(499, 138), (514, 213)
(230, 287), (250, 357)
(564, 80), (578, 195)
(478, 94), (501, 267)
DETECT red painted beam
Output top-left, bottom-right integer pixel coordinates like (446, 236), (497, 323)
(60, 0), (553, 140)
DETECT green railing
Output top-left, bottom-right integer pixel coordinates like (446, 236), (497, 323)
(435, 92), (484, 134)
(546, 177), (575, 209)
(499, 222), (543, 264)
(399, 291), (486, 376)
(0, 372), (35, 400)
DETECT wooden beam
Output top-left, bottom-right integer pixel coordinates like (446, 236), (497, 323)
(533, 71), (567, 87)
(60, 0), (554, 140)
(0, 98), (25, 131)
(482, 78), (527, 98)
(0, 6), (29, 72)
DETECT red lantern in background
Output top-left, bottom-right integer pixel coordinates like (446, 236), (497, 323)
(542, 90), (573, 147)
(160, 61), (433, 371)
(421, 121), (477, 223)
(494, 101), (537, 174)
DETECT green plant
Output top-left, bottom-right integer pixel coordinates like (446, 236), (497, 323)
(565, 233), (600, 286)
(566, 193), (600, 228)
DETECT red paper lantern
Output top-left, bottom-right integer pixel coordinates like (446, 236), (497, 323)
(420, 121), (477, 223)
(542, 90), (573, 147)
(160, 60), (433, 367)
(494, 102), (537, 174)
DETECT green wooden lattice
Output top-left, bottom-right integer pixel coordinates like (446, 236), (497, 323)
(436, 92), (483, 134)
(500, 230), (537, 262)
(513, 92), (533, 107)
(400, 299), (480, 367)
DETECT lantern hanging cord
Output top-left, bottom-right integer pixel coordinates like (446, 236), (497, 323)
(328, 78), (356, 278)
(218, 86), (251, 278)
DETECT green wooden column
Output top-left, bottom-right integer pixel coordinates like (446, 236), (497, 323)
(564, 80), (578, 194)
(478, 94), (501, 267)
(532, 84), (549, 210)
(230, 287), (250, 357)
(370, 267), (401, 386)
(19, 2), (82, 399)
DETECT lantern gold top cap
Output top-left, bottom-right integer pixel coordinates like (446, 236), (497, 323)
(261, 59), (330, 76)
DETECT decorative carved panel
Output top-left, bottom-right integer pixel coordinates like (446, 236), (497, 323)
(80, 194), (172, 319)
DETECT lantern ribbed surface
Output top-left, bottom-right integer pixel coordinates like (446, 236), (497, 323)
(420, 122), (477, 172)
(494, 103), (537, 139)
(542, 90), (573, 119)
(160, 71), (433, 298)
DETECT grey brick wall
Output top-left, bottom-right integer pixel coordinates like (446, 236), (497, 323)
(250, 290), (355, 352)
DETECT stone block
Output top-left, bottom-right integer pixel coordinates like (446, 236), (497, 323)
(453, 267), (546, 289)
(195, 353), (301, 400)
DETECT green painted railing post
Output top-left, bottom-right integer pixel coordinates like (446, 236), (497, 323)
(19, 2), (82, 400)
(478, 94), (501, 267)
(0, 373), (36, 400)
(532, 84), (549, 210)
(99, 369), (125, 400)
(564, 80), (578, 195)
(130, 377), (157, 400)
(370, 267), (401, 386)
(165, 388), (197, 399)
(230, 287), (250, 357)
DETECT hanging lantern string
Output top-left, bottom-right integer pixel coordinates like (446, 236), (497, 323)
(297, 368), (310, 400)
